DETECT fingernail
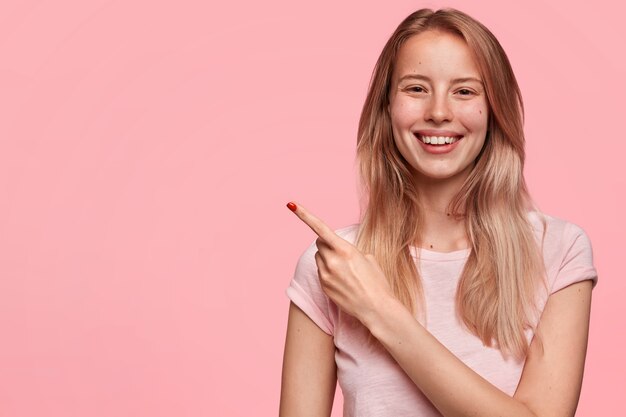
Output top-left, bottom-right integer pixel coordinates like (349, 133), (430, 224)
(286, 202), (297, 212)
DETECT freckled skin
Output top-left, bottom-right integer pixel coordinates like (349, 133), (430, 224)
(388, 31), (489, 183)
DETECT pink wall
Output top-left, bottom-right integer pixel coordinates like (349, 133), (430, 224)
(0, 1), (622, 416)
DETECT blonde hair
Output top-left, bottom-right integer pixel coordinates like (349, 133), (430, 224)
(354, 8), (548, 361)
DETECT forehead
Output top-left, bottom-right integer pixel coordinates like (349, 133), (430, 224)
(393, 30), (481, 81)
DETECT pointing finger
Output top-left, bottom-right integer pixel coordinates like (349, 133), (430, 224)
(286, 201), (342, 247)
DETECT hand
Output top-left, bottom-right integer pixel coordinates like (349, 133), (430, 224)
(286, 201), (394, 328)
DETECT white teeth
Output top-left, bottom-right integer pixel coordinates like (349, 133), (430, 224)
(418, 135), (459, 145)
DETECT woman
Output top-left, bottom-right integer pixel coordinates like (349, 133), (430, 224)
(279, 8), (597, 417)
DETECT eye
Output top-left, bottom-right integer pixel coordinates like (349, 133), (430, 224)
(406, 86), (425, 93)
(457, 89), (475, 96)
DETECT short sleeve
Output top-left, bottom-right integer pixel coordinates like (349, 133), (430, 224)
(285, 239), (335, 335)
(551, 222), (598, 294)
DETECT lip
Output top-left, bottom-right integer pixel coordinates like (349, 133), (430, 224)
(414, 133), (464, 154)
(414, 129), (463, 138)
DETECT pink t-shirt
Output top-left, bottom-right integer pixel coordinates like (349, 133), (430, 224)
(285, 211), (598, 417)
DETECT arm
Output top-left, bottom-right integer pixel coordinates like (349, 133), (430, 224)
(364, 279), (593, 417)
(279, 301), (337, 417)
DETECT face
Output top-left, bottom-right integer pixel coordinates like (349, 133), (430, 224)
(388, 30), (489, 185)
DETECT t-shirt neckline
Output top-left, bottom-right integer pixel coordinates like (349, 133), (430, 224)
(409, 245), (471, 261)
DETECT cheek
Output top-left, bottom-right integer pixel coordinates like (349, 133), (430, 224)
(456, 102), (489, 129)
(390, 101), (406, 123)
(390, 100), (422, 127)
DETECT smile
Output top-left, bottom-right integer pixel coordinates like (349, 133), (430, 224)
(415, 133), (463, 145)
(414, 133), (464, 154)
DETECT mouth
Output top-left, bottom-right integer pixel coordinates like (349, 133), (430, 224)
(413, 132), (464, 145)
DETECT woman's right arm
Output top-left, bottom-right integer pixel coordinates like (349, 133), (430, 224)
(279, 301), (337, 417)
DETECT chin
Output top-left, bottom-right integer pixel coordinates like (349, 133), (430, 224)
(413, 168), (466, 182)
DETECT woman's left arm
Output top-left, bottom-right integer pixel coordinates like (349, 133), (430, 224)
(287, 201), (594, 417)
(364, 279), (593, 417)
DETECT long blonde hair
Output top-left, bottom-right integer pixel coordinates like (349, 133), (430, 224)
(354, 8), (548, 361)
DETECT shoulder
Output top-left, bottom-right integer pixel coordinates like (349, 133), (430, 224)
(333, 223), (361, 245)
(527, 210), (597, 292)
(527, 210), (593, 250)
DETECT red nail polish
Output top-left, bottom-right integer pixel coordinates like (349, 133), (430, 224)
(286, 202), (297, 212)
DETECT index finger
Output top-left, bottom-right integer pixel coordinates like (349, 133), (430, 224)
(286, 201), (343, 247)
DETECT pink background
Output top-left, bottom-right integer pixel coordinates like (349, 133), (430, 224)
(0, 1), (623, 416)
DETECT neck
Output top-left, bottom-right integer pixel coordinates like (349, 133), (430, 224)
(412, 167), (472, 251)
(413, 168), (470, 215)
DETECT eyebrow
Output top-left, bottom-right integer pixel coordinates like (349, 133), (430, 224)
(398, 74), (484, 85)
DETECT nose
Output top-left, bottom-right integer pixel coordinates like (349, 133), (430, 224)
(424, 92), (453, 124)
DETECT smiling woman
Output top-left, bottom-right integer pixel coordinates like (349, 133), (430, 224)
(389, 30), (489, 180)
(280, 7), (598, 417)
